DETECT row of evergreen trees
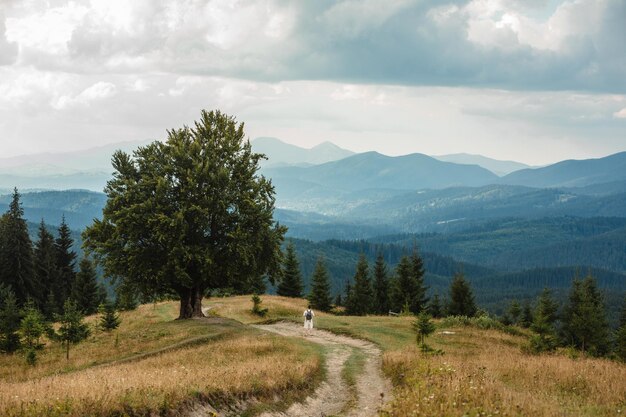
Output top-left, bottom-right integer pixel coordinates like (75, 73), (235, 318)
(277, 242), (477, 317)
(275, 242), (626, 360)
(0, 189), (107, 318)
(504, 276), (626, 359)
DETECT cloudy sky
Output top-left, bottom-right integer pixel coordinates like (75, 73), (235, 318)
(0, 0), (625, 165)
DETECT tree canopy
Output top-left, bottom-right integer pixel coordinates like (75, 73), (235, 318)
(83, 110), (286, 319)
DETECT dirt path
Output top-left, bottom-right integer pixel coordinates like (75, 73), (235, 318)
(253, 321), (392, 417)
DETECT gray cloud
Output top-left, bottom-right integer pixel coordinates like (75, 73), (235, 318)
(2, 0), (624, 92)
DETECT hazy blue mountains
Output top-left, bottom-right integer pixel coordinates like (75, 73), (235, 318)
(500, 151), (626, 188)
(251, 137), (355, 167)
(434, 153), (532, 176)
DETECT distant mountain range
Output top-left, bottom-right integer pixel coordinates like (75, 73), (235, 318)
(251, 137), (355, 167)
(499, 152), (626, 188)
(433, 153), (532, 176)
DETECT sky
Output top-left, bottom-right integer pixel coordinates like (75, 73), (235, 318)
(0, 0), (625, 165)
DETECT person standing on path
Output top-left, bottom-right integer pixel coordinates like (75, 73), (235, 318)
(303, 306), (315, 335)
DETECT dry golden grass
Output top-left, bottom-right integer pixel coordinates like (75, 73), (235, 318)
(0, 302), (221, 382)
(0, 333), (319, 417)
(0, 299), (322, 416)
(382, 327), (626, 417)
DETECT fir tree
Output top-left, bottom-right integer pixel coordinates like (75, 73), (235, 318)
(373, 253), (389, 315)
(561, 274), (610, 356)
(72, 258), (101, 315)
(389, 256), (418, 314)
(55, 216), (77, 310)
(308, 257), (332, 312)
(616, 294), (626, 362)
(20, 302), (46, 365)
(413, 311), (436, 347)
(98, 301), (121, 332)
(56, 299), (91, 360)
(0, 188), (38, 306)
(334, 293), (342, 307)
(344, 280), (355, 313)
(246, 274), (267, 295)
(447, 273), (477, 317)
(277, 242), (303, 298)
(519, 300), (534, 328)
(508, 300), (522, 325)
(115, 282), (139, 311)
(535, 288), (559, 325)
(0, 284), (22, 353)
(410, 249), (428, 313)
(427, 293), (444, 318)
(346, 255), (374, 316)
(34, 220), (57, 317)
(250, 294), (268, 317)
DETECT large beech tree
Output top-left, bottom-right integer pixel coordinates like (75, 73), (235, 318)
(83, 110), (286, 319)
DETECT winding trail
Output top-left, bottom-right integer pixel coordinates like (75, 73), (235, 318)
(253, 321), (392, 417)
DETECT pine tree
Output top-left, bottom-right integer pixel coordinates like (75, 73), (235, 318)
(519, 300), (533, 328)
(277, 242), (303, 298)
(389, 256), (417, 314)
(427, 293), (444, 318)
(413, 311), (436, 347)
(246, 274), (267, 295)
(410, 249), (428, 314)
(344, 280), (355, 313)
(346, 255), (374, 316)
(250, 294), (268, 317)
(56, 299), (91, 360)
(115, 282), (139, 311)
(373, 253), (389, 315)
(34, 220), (58, 316)
(616, 294), (626, 362)
(98, 301), (121, 332)
(561, 274), (610, 356)
(535, 288), (559, 325)
(447, 273), (477, 317)
(20, 302), (46, 365)
(508, 300), (522, 325)
(0, 188), (38, 306)
(0, 284), (22, 353)
(529, 291), (558, 353)
(55, 216), (77, 310)
(308, 257), (332, 312)
(72, 258), (101, 315)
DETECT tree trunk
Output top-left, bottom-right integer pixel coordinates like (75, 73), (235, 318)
(177, 286), (205, 319)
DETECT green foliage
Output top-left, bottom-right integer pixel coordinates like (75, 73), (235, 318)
(55, 216), (77, 310)
(277, 242), (303, 298)
(447, 273), (477, 317)
(20, 301), (46, 351)
(345, 255), (374, 316)
(34, 220), (58, 318)
(389, 251), (428, 315)
(413, 311), (436, 346)
(0, 188), (37, 306)
(535, 288), (559, 325)
(72, 258), (102, 315)
(427, 293), (444, 318)
(519, 300), (533, 328)
(251, 294), (268, 317)
(115, 282), (139, 311)
(98, 301), (121, 332)
(55, 299), (91, 360)
(373, 253), (389, 315)
(615, 295), (626, 362)
(561, 274), (611, 356)
(308, 257), (332, 312)
(0, 284), (22, 353)
(83, 110), (286, 319)
(508, 300), (522, 324)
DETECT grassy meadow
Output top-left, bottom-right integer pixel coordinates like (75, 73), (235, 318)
(2, 295), (624, 417)
(0, 300), (322, 417)
(212, 295), (626, 417)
